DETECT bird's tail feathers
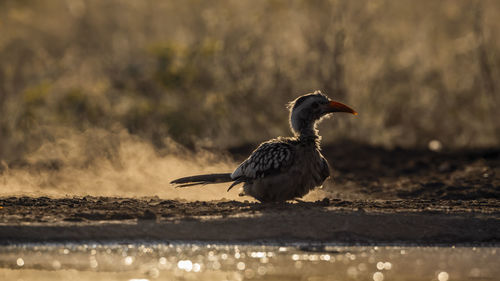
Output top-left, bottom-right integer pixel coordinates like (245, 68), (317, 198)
(227, 178), (245, 191)
(170, 173), (233, 188)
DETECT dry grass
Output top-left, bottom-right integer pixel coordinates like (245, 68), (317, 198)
(1, 0), (499, 163)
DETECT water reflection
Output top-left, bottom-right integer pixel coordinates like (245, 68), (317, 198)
(0, 244), (498, 280)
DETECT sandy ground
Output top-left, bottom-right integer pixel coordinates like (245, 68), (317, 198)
(0, 143), (499, 244)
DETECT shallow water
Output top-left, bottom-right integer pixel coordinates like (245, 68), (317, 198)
(0, 243), (498, 281)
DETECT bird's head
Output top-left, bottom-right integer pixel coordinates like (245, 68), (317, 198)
(288, 90), (357, 136)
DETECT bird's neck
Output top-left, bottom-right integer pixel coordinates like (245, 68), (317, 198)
(295, 121), (321, 146)
(290, 113), (322, 146)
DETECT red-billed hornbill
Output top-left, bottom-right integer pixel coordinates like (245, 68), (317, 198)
(171, 91), (357, 202)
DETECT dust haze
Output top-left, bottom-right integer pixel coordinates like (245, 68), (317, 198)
(0, 127), (245, 201)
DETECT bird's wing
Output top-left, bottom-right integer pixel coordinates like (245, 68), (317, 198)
(231, 140), (295, 180)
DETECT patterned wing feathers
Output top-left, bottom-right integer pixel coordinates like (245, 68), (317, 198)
(231, 141), (294, 180)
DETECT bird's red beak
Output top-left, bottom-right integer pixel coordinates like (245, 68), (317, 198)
(327, 100), (358, 115)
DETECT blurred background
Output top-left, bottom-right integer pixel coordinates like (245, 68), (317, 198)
(0, 0), (499, 198)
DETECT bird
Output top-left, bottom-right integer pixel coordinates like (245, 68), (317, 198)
(170, 90), (357, 202)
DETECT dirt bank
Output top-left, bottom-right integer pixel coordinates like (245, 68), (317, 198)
(0, 197), (498, 244)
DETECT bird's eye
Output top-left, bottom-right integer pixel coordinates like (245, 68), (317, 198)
(311, 102), (319, 108)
